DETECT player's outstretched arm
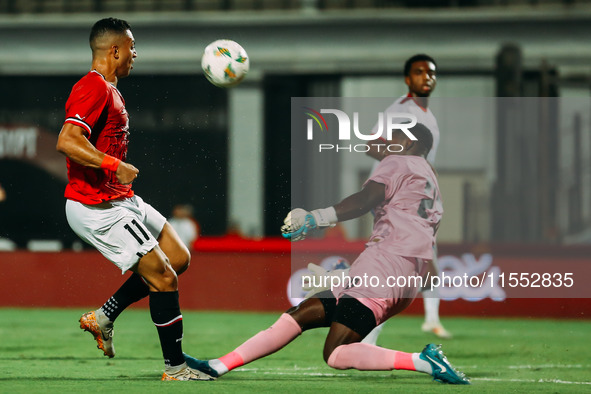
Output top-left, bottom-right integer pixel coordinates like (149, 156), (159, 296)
(56, 123), (138, 185)
(281, 181), (385, 241)
(333, 181), (385, 222)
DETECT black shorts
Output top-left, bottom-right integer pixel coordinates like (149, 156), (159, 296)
(316, 290), (377, 339)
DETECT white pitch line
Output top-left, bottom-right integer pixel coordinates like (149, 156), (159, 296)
(233, 367), (591, 385)
(508, 364), (589, 369)
(260, 372), (352, 377)
(234, 368), (386, 377)
(474, 378), (591, 385)
(237, 365), (590, 372)
(235, 367), (324, 372)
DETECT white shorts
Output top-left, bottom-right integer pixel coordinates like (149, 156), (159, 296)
(66, 195), (166, 273)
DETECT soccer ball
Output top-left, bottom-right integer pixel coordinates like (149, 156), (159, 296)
(201, 39), (249, 88)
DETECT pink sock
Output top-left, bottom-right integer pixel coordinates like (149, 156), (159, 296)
(219, 313), (302, 371)
(327, 343), (419, 371)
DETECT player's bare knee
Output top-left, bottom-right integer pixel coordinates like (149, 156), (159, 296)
(286, 305), (297, 314)
(169, 246), (191, 275)
(152, 265), (178, 291)
(163, 268), (178, 290)
(287, 300), (326, 332)
(177, 249), (191, 274)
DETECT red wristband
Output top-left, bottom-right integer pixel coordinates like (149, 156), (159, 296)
(100, 155), (121, 172)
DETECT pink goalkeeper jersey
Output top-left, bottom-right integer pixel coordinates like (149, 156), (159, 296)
(364, 154), (443, 260)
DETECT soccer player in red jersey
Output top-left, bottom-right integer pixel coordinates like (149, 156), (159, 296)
(56, 18), (212, 381)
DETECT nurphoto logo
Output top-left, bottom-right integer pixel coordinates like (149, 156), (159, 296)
(303, 107), (418, 153)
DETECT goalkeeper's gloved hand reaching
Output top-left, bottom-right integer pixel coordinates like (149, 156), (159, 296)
(281, 207), (338, 241)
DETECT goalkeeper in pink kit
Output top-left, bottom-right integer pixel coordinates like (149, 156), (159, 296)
(185, 124), (469, 384)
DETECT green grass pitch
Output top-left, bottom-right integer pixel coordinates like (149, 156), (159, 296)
(0, 308), (589, 393)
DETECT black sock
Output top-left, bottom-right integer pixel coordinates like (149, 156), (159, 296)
(149, 291), (185, 367)
(101, 273), (149, 321)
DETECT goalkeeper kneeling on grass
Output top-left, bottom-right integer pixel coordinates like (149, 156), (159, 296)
(185, 123), (469, 385)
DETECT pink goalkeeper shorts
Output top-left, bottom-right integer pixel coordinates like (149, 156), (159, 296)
(332, 244), (426, 326)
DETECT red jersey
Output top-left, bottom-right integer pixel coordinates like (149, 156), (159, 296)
(63, 70), (134, 204)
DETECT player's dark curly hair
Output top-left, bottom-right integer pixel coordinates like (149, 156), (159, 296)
(404, 54), (437, 76)
(409, 123), (433, 157)
(89, 17), (131, 50)
(410, 123), (433, 157)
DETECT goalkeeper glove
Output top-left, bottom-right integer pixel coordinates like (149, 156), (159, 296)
(281, 207), (338, 241)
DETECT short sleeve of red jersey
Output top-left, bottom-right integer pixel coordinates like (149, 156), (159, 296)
(364, 156), (404, 200)
(64, 75), (109, 136)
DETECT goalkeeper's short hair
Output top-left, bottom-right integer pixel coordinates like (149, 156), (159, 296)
(408, 123), (433, 157)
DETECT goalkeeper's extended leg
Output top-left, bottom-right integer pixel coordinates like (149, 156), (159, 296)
(185, 297), (329, 377)
(326, 340), (469, 384)
(323, 297), (469, 384)
(186, 313), (301, 377)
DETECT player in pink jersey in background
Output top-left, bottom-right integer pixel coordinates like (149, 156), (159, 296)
(184, 123), (469, 385)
